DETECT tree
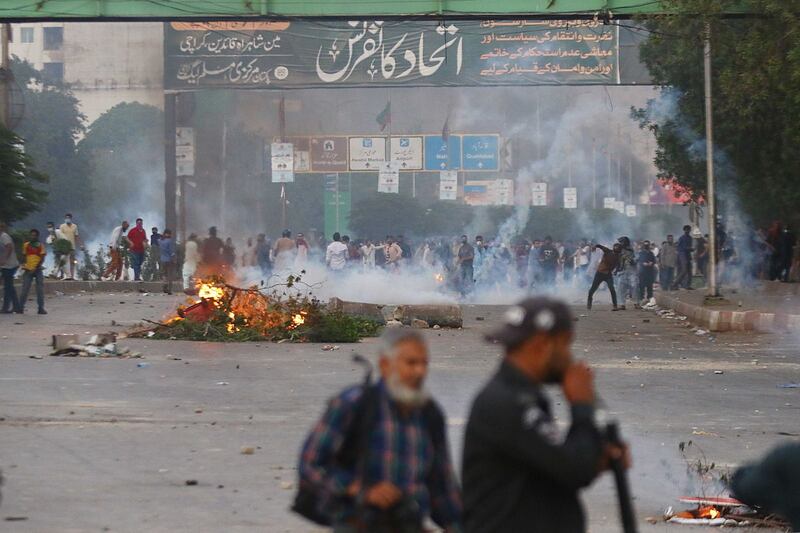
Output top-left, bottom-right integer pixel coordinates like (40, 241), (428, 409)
(0, 126), (47, 223)
(11, 57), (90, 225)
(632, 1), (800, 225)
(77, 102), (164, 228)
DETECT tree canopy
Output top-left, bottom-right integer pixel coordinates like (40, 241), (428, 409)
(0, 126), (48, 223)
(633, 0), (800, 226)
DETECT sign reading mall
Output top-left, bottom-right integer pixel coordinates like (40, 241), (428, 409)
(282, 134), (500, 173)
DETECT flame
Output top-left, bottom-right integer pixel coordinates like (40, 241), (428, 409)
(197, 282), (225, 302)
(226, 311), (237, 333)
(698, 506), (721, 519)
(292, 313), (306, 326)
(434, 273), (445, 283)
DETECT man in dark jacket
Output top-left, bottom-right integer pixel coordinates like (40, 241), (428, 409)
(462, 297), (629, 533)
(587, 242), (621, 310)
(731, 442), (800, 531)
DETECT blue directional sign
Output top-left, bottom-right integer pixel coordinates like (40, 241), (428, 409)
(462, 135), (499, 171)
(424, 136), (462, 171)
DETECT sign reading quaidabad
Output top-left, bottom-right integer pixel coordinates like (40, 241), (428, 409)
(390, 136), (423, 170)
(349, 137), (387, 170)
(164, 19), (621, 89)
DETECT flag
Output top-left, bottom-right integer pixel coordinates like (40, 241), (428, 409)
(278, 96), (286, 141)
(442, 114), (450, 142)
(376, 101), (391, 131)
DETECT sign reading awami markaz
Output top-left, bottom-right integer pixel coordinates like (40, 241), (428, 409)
(164, 19), (649, 89)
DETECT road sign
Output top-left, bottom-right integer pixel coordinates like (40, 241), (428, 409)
(349, 137), (387, 170)
(288, 137), (310, 172)
(271, 142), (294, 182)
(462, 135), (499, 171)
(176, 127), (194, 176)
(493, 179), (514, 205)
(439, 170), (458, 200)
(564, 187), (578, 209)
(390, 136), (423, 170)
(464, 180), (492, 206)
(531, 182), (548, 206)
(311, 136), (348, 172)
(625, 204), (637, 217)
(424, 136), (461, 170)
(603, 197), (616, 209)
(324, 174), (351, 236)
(378, 162), (400, 193)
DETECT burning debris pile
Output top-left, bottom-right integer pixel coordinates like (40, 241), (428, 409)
(130, 276), (382, 343)
(663, 497), (791, 529)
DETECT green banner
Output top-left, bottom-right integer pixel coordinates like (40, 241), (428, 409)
(165, 19), (650, 89)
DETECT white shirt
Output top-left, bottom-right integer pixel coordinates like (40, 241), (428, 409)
(578, 245), (591, 266)
(183, 240), (200, 267)
(0, 231), (19, 269)
(360, 244), (376, 267)
(326, 241), (349, 271)
(109, 226), (126, 248)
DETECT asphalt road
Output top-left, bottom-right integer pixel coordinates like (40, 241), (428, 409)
(1, 291), (798, 532)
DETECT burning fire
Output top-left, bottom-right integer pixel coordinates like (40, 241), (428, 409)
(676, 505), (722, 520)
(290, 312), (307, 328)
(198, 282), (225, 302)
(434, 273), (445, 283)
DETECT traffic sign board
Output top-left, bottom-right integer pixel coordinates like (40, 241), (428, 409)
(462, 135), (498, 171)
(424, 136), (461, 171)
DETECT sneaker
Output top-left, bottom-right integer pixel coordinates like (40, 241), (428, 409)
(38, 309), (47, 315)
(619, 305), (627, 310)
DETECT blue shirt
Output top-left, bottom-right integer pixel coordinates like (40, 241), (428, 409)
(159, 238), (176, 263)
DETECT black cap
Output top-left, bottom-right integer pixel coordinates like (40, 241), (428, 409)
(486, 297), (574, 348)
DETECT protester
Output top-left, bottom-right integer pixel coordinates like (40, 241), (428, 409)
(201, 226), (225, 275)
(659, 234), (678, 291)
(587, 242), (621, 311)
(18, 229), (47, 314)
(223, 237), (236, 268)
(615, 236), (638, 310)
(150, 226), (162, 276)
(384, 236), (403, 272)
(159, 229), (177, 295)
(58, 213), (81, 280)
(695, 234), (709, 282)
(731, 442), (800, 531)
(396, 235), (412, 265)
(0, 221), (20, 314)
(673, 225), (694, 290)
(45, 221), (66, 279)
(126, 218), (148, 282)
(298, 328), (462, 532)
(241, 237), (256, 268)
(462, 297), (628, 532)
(255, 234), (272, 276)
(777, 225), (796, 282)
(360, 239), (377, 270)
(273, 229), (297, 271)
(296, 232), (310, 267)
(325, 232), (349, 272)
(456, 235), (475, 295)
(183, 233), (199, 292)
(538, 236), (559, 288)
(637, 240), (657, 305)
(104, 220), (129, 281)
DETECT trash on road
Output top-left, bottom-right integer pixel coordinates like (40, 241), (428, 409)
(778, 383), (800, 388)
(240, 446), (255, 455)
(49, 332), (141, 358)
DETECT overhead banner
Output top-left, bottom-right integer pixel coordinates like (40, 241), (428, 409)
(439, 170), (458, 200)
(164, 19), (638, 90)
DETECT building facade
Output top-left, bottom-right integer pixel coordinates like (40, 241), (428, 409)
(9, 22), (163, 123)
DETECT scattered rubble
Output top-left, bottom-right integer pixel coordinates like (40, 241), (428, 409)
(49, 332), (141, 358)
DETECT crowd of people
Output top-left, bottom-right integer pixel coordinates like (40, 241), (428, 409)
(2, 213), (798, 314)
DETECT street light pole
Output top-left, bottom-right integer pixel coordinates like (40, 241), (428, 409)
(704, 23), (720, 299)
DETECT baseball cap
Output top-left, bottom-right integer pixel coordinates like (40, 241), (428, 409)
(486, 297), (574, 348)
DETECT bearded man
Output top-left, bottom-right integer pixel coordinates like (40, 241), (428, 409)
(297, 329), (462, 533)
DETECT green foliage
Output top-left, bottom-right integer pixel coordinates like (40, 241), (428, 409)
(349, 193), (427, 239)
(633, 0), (800, 225)
(0, 126), (48, 223)
(11, 57), (89, 223)
(77, 102), (164, 223)
(306, 313), (383, 343)
(52, 238), (73, 255)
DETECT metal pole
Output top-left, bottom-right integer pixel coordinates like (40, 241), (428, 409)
(704, 23), (719, 298)
(412, 171), (416, 198)
(607, 146), (612, 198)
(164, 93), (177, 234)
(0, 24), (10, 128)
(592, 140), (597, 209)
(220, 119), (227, 235)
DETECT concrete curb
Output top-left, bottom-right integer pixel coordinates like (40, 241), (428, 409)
(655, 292), (800, 333)
(13, 280), (167, 296)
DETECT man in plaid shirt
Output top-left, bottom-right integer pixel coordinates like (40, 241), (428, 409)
(298, 329), (462, 532)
